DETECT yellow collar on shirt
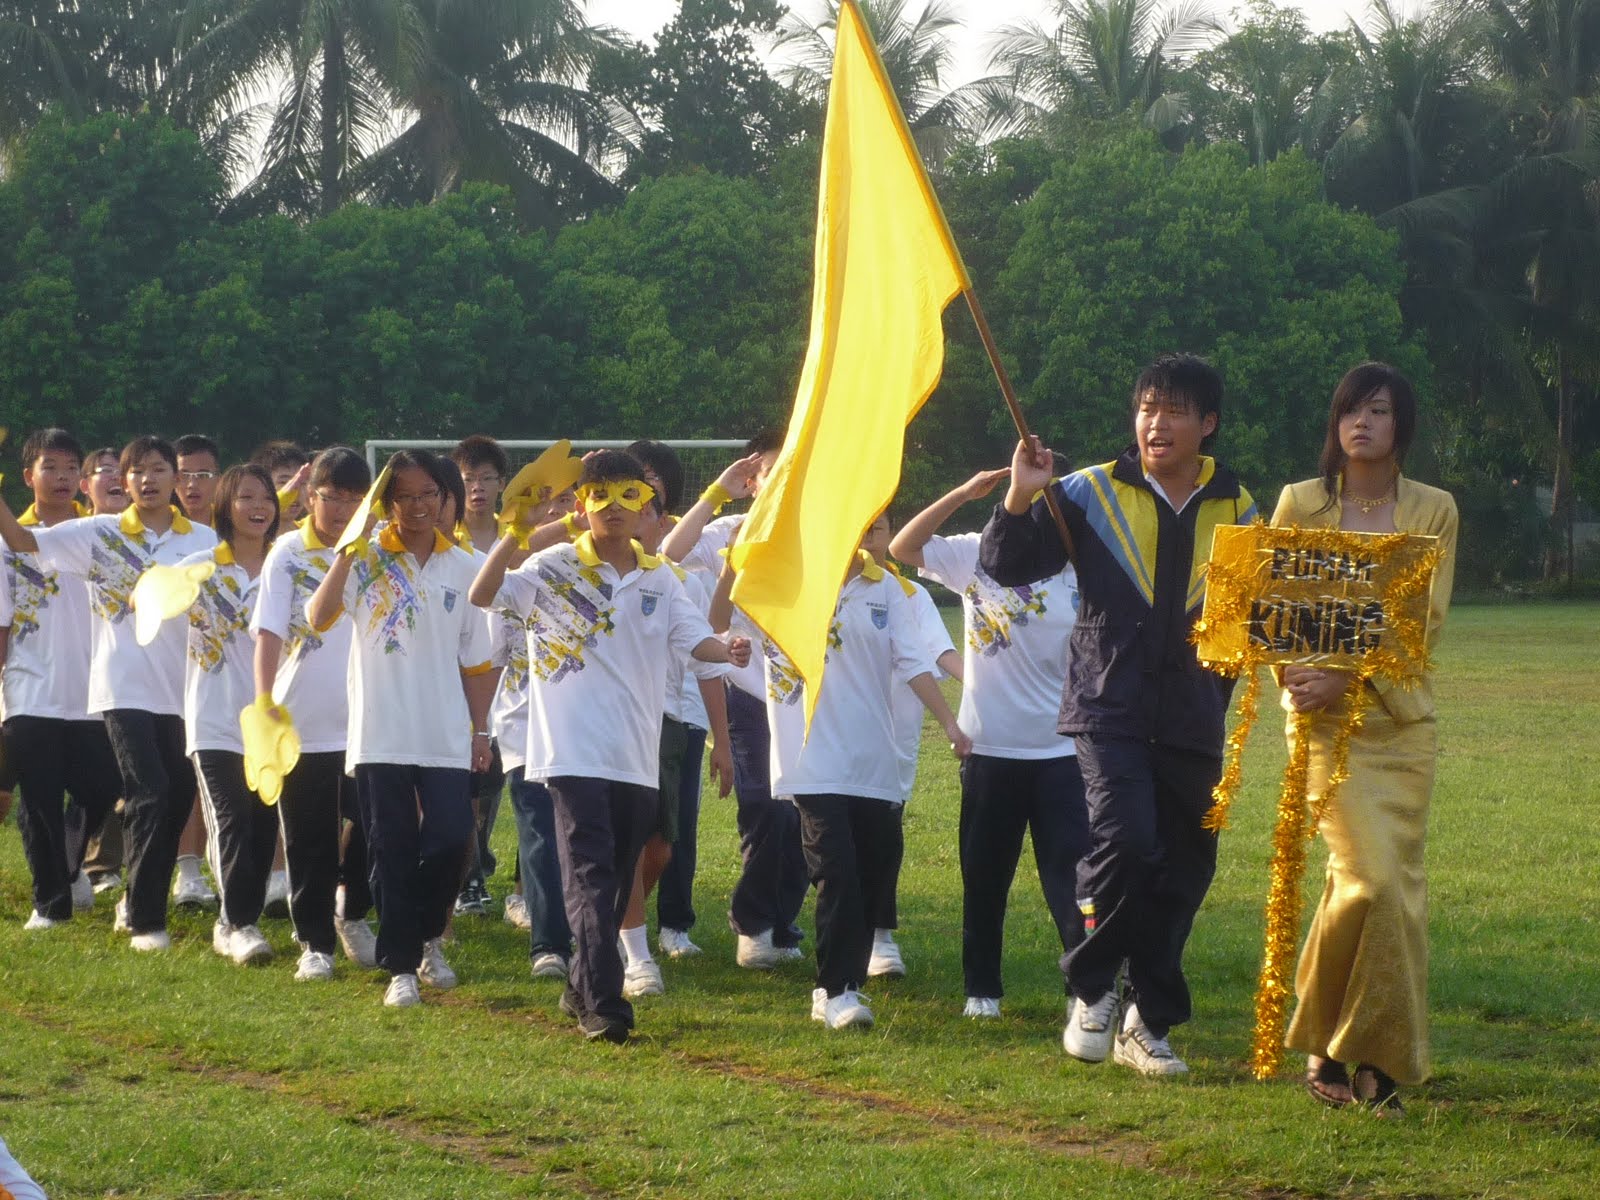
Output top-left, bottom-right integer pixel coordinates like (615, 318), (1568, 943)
(16, 501), (90, 527)
(881, 557), (917, 597)
(856, 551), (916, 596)
(574, 532), (661, 572)
(214, 543), (236, 566)
(120, 505), (194, 537)
(298, 515), (335, 551)
(378, 524), (453, 556)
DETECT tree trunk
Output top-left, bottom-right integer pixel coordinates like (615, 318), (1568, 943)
(320, 26), (347, 217)
(1546, 349), (1575, 582)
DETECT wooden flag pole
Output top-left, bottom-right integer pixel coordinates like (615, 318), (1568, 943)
(961, 287), (1076, 560)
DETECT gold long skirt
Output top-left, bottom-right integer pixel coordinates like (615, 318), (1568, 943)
(1284, 701), (1437, 1085)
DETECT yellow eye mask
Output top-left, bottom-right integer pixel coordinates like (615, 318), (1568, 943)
(579, 479), (656, 513)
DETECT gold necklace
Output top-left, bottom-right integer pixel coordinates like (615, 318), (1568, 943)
(1341, 489), (1393, 513)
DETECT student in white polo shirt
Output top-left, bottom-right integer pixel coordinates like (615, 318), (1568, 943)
(307, 450), (497, 1009)
(859, 512), (962, 981)
(890, 467), (1088, 1022)
(0, 428), (120, 929)
(0, 435), (217, 951)
(252, 447), (378, 981)
(181, 464), (282, 967)
(712, 524), (972, 1032)
(470, 450), (751, 1044)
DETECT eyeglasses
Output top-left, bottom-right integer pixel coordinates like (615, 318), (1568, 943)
(87, 466), (119, 478)
(312, 490), (362, 505)
(179, 470), (218, 483)
(392, 488), (441, 507)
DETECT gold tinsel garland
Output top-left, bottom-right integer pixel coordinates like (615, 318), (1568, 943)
(1191, 523), (1443, 1081)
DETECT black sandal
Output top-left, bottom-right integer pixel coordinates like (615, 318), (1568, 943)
(1305, 1056), (1355, 1108)
(1352, 1063), (1404, 1115)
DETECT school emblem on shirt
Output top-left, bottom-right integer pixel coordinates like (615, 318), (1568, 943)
(869, 602), (888, 630)
(640, 589), (661, 617)
(443, 587), (459, 613)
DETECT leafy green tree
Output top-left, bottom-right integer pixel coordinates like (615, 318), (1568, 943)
(592, 0), (808, 181)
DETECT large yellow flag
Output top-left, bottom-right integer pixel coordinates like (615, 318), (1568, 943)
(729, 0), (969, 728)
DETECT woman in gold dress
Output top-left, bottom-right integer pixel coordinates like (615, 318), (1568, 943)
(1273, 363), (1458, 1113)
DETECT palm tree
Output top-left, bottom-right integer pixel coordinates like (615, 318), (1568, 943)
(773, 0), (983, 162)
(983, 0), (1222, 140)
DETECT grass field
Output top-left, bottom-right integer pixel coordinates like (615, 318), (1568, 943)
(2, 604), (1598, 1199)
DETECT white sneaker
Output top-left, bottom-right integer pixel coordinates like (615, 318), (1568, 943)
(130, 930), (171, 952)
(658, 927), (701, 958)
(1112, 1003), (1189, 1077)
(24, 910), (61, 931)
(113, 895), (131, 932)
(91, 872), (122, 895)
(503, 893), (531, 930)
(335, 916), (379, 969)
(735, 929), (785, 969)
(823, 990), (875, 1030)
(263, 870), (290, 918)
(172, 873), (217, 909)
(963, 996), (1001, 1019)
(295, 948), (335, 981)
(623, 957), (665, 999)
(71, 871), (94, 911)
(384, 973), (422, 1007)
(530, 952), (569, 980)
(868, 930), (905, 978)
(228, 924), (273, 965)
(212, 919), (234, 957)
(1063, 990), (1121, 1062)
(777, 944), (806, 961)
(810, 987), (829, 1022)
(418, 938), (458, 989)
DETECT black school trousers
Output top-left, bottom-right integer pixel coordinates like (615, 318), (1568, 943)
(277, 751), (372, 955)
(103, 710), (195, 934)
(725, 684), (807, 946)
(793, 793), (903, 998)
(193, 750), (279, 929)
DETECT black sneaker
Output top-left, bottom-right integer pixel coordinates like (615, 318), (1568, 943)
(558, 986), (584, 1022)
(579, 1012), (629, 1044)
(453, 879), (489, 917)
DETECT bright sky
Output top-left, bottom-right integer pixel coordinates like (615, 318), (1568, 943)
(588, 1), (1379, 85)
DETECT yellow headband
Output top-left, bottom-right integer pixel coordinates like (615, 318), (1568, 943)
(579, 479), (656, 513)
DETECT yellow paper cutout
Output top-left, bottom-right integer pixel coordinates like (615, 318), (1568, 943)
(131, 561), (217, 646)
(578, 479), (655, 513)
(240, 694), (300, 806)
(503, 440), (585, 507)
(335, 463), (392, 555)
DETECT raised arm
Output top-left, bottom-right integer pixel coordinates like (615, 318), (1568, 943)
(889, 468), (1010, 569)
(980, 437), (1071, 587)
(306, 551), (354, 633)
(0, 498), (39, 555)
(662, 452), (764, 563)
(469, 531), (524, 609)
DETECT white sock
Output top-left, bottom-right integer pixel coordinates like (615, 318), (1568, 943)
(176, 855), (203, 884)
(620, 924), (652, 966)
(874, 928), (894, 943)
(335, 884), (347, 920)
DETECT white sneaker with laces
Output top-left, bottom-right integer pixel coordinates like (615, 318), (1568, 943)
(295, 948), (335, 981)
(335, 916), (379, 968)
(1112, 1003), (1189, 1077)
(228, 924), (273, 965)
(384, 973), (422, 1008)
(418, 938), (458, 989)
(777, 945), (805, 961)
(113, 895), (131, 932)
(129, 929), (171, 952)
(823, 990), (875, 1030)
(868, 929), (905, 978)
(71, 871), (94, 912)
(963, 996), (1001, 1019)
(623, 957), (665, 999)
(172, 874), (217, 909)
(810, 987), (828, 1022)
(1063, 990), (1121, 1062)
(212, 919), (233, 957)
(503, 893), (531, 930)
(658, 927), (702, 958)
(735, 929), (785, 969)
(23, 910), (61, 931)
(91, 872), (122, 895)
(530, 952), (569, 980)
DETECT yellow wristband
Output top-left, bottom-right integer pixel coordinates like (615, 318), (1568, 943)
(701, 481), (734, 514)
(560, 511), (580, 540)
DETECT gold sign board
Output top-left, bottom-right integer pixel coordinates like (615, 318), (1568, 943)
(1194, 523), (1441, 680)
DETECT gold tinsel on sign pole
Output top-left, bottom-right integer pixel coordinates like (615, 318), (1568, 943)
(1193, 523), (1441, 1080)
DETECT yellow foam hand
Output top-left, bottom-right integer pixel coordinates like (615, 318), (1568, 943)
(240, 694), (301, 806)
(335, 462), (392, 555)
(131, 561), (216, 646)
(497, 495), (543, 549)
(503, 440), (585, 507)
